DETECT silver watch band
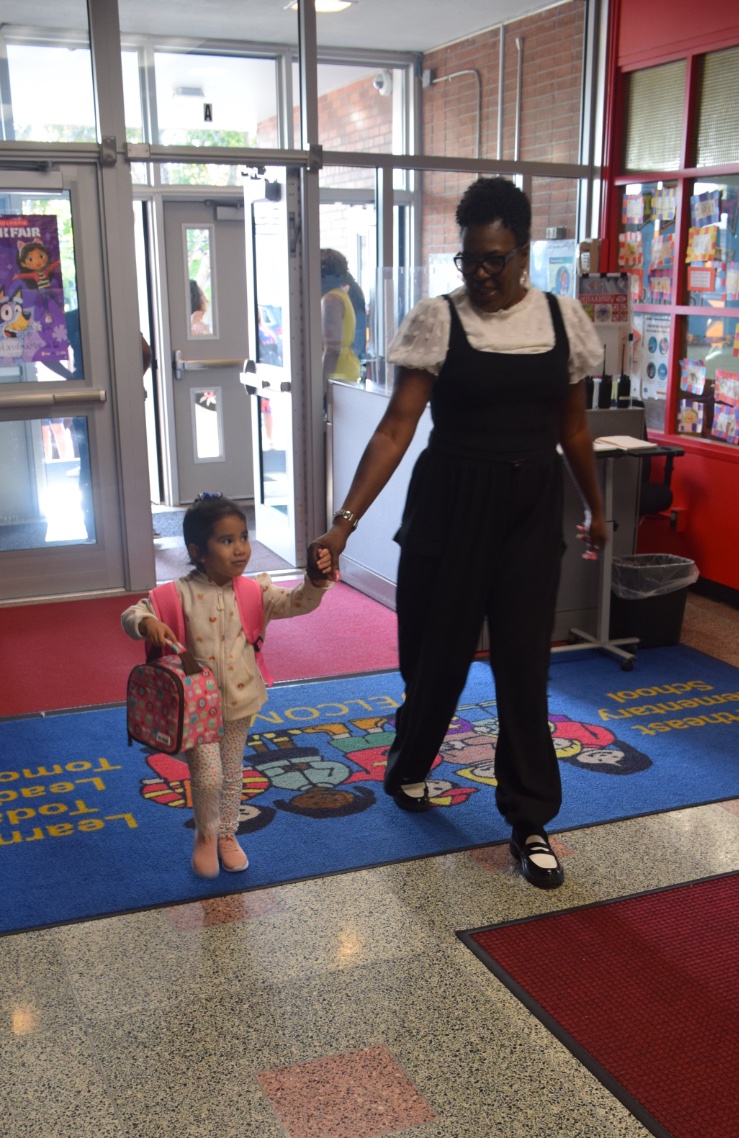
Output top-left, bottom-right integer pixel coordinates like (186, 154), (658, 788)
(333, 509), (358, 530)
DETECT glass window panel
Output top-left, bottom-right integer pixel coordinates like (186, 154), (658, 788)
(122, 49), (144, 143)
(0, 192), (81, 383)
(192, 387), (223, 460)
(118, 0), (299, 147)
(685, 178), (739, 309)
(185, 227), (215, 338)
(420, 3), (585, 162)
(316, 63), (404, 155)
(0, 415), (96, 547)
(695, 46), (739, 168)
(623, 61), (685, 173)
(617, 181), (677, 307)
(153, 52), (277, 149)
(3, 23), (96, 143)
(320, 201), (376, 383)
(679, 314), (739, 443)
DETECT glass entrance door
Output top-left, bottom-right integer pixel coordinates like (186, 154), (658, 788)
(0, 166), (125, 601)
(243, 167), (302, 566)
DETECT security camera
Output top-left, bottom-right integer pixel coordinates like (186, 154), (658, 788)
(373, 70), (393, 96)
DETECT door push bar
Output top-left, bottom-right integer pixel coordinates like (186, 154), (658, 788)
(173, 349), (249, 381)
(0, 388), (107, 409)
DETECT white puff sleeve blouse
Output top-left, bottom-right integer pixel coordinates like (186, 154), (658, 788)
(387, 285), (603, 384)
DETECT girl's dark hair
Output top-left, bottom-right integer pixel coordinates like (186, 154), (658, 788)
(455, 177), (532, 246)
(183, 495), (247, 568)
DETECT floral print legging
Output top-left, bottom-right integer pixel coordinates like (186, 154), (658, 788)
(186, 717), (251, 837)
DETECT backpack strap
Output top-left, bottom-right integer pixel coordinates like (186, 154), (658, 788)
(233, 576), (273, 687)
(148, 582), (185, 656)
(150, 577), (273, 686)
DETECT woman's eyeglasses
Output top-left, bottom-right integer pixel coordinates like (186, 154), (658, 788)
(453, 248), (521, 276)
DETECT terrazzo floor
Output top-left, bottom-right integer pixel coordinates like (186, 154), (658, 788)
(2, 593), (738, 1138)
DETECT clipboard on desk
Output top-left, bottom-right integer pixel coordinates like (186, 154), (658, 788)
(594, 435), (658, 452)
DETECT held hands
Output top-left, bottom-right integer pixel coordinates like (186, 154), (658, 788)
(139, 616), (179, 649)
(306, 545), (337, 586)
(307, 527), (346, 583)
(576, 510), (609, 561)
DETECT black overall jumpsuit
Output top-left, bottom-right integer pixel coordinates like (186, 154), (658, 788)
(383, 292), (571, 832)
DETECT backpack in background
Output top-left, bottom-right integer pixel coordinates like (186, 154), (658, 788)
(127, 645), (223, 755)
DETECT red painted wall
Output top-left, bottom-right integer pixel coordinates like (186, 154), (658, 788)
(617, 0), (739, 66)
(611, 1), (739, 591)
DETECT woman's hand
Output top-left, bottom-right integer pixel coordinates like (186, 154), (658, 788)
(576, 510), (609, 560)
(139, 616), (178, 649)
(306, 545), (336, 586)
(307, 525), (346, 582)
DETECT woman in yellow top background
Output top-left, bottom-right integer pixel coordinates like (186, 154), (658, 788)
(320, 248), (361, 384)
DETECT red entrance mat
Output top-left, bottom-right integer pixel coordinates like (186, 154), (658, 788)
(459, 873), (739, 1138)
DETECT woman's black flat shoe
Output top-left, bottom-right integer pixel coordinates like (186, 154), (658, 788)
(509, 829), (564, 889)
(392, 785), (431, 812)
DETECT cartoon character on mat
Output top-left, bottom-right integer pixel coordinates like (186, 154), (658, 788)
(549, 714), (652, 774)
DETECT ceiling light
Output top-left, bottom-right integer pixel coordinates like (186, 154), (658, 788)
(284, 0), (355, 13)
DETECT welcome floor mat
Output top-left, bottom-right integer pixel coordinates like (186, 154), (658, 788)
(459, 873), (739, 1138)
(2, 645), (739, 934)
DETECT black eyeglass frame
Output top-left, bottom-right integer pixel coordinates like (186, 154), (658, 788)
(453, 247), (522, 276)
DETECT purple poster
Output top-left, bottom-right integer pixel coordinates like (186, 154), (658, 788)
(0, 215), (69, 364)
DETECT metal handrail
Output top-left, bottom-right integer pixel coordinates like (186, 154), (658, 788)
(0, 388), (107, 409)
(173, 350), (248, 380)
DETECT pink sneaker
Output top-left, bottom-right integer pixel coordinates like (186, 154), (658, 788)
(218, 834), (249, 872)
(192, 832), (219, 878)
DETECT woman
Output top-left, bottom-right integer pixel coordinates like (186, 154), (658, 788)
(310, 178), (606, 889)
(320, 249), (361, 384)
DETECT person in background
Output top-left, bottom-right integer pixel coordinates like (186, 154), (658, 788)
(309, 177), (606, 890)
(320, 249), (361, 384)
(345, 271), (368, 366)
(122, 494), (333, 878)
(190, 280), (210, 335)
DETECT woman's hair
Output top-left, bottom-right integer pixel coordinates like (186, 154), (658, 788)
(183, 494), (247, 567)
(455, 177), (532, 246)
(320, 248), (348, 281)
(190, 279), (207, 315)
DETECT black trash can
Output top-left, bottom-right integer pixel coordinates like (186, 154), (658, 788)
(610, 554), (698, 648)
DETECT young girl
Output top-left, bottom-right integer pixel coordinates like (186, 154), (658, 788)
(122, 494), (332, 878)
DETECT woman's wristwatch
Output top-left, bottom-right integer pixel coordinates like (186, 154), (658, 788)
(333, 509), (358, 531)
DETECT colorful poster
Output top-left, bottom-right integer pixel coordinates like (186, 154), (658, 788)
(715, 370), (739, 407)
(0, 215), (69, 364)
(679, 359), (706, 394)
(618, 231), (643, 269)
(622, 194), (645, 226)
(677, 400), (704, 434)
(652, 187), (676, 222)
(577, 274), (630, 376)
(639, 313), (670, 401)
(690, 190), (721, 227)
(685, 224), (718, 263)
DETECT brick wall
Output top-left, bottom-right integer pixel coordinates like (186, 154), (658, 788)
(257, 2), (585, 254)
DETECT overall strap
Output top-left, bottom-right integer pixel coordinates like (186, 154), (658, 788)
(544, 291), (570, 359)
(233, 576), (273, 687)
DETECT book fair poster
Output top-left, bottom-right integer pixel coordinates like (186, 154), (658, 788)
(0, 215), (69, 364)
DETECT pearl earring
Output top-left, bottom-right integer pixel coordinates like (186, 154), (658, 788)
(520, 269), (530, 287)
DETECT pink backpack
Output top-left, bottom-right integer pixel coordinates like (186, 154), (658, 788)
(126, 577), (271, 754)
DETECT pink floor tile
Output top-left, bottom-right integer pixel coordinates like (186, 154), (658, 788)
(719, 799), (739, 817)
(258, 1044), (436, 1138)
(165, 890), (286, 930)
(469, 835), (574, 875)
